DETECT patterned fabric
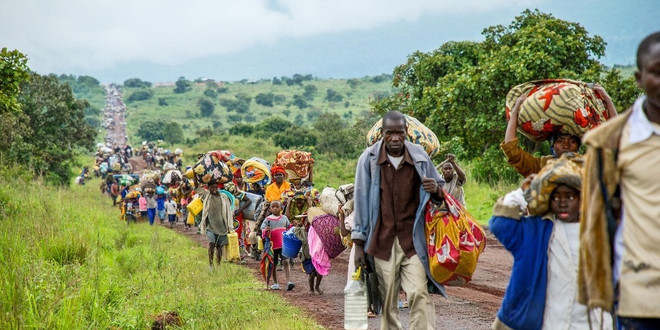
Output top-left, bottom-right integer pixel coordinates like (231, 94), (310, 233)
(273, 150), (315, 179)
(425, 191), (486, 286)
(310, 213), (345, 259)
(506, 79), (609, 142)
(241, 157), (271, 185)
(367, 114), (440, 158)
(260, 238), (274, 281)
(193, 151), (233, 185)
(524, 153), (584, 216)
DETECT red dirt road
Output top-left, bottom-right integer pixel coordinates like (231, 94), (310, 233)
(168, 220), (511, 329)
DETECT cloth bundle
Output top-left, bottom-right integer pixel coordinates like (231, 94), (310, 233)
(506, 79), (609, 142)
(241, 157), (271, 185)
(162, 170), (182, 184)
(524, 153), (584, 216)
(367, 114), (440, 158)
(273, 150), (314, 180)
(310, 213), (346, 259)
(192, 151), (233, 185)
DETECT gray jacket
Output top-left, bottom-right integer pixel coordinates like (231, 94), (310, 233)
(352, 139), (446, 295)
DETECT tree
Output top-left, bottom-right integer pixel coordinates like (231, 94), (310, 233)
(272, 77), (282, 85)
(255, 92), (274, 107)
(158, 98), (168, 106)
(272, 126), (318, 149)
(137, 120), (166, 141)
(255, 116), (293, 136)
(126, 89), (153, 102)
(325, 89), (343, 102)
(124, 78), (152, 88)
(229, 123), (255, 136)
(173, 76), (192, 93)
(274, 94), (286, 105)
(291, 95), (309, 109)
(312, 112), (357, 157)
(16, 73), (96, 185)
(163, 121), (184, 144)
(347, 79), (360, 89)
(303, 84), (318, 101)
(198, 98), (215, 117)
(204, 88), (217, 99)
(372, 9), (630, 182)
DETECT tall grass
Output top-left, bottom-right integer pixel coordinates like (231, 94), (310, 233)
(0, 165), (319, 329)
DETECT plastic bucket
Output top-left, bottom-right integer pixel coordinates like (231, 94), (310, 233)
(282, 231), (302, 259)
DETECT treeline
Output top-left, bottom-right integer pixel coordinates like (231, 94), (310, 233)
(371, 9), (641, 183)
(0, 48), (96, 185)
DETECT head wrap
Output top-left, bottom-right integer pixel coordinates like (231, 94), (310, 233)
(524, 152), (583, 216)
(233, 168), (241, 178)
(271, 165), (287, 177)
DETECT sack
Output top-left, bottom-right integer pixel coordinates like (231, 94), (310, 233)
(425, 191), (486, 286)
(187, 197), (203, 216)
(319, 187), (341, 217)
(162, 170), (182, 184)
(335, 184), (354, 205)
(241, 192), (264, 220)
(273, 150), (314, 180)
(192, 151), (233, 185)
(241, 157), (271, 185)
(506, 79), (609, 142)
(310, 213), (345, 259)
(367, 114), (440, 158)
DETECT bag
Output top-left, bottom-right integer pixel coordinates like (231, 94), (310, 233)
(162, 170), (182, 184)
(335, 183), (354, 205)
(192, 151), (233, 185)
(310, 213), (345, 259)
(273, 150), (315, 180)
(425, 191), (486, 286)
(319, 187), (341, 217)
(506, 79), (609, 142)
(187, 197), (203, 216)
(241, 192), (264, 220)
(241, 157), (271, 185)
(367, 114), (440, 158)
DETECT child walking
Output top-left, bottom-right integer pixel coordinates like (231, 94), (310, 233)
(165, 196), (178, 228)
(138, 194), (147, 222)
(489, 154), (612, 329)
(261, 201), (294, 290)
(294, 218), (323, 295)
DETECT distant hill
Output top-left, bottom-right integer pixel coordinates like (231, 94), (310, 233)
(121, 74), (396, 142)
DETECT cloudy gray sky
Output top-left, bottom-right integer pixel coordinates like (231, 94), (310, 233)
(2, 0), (657, 83)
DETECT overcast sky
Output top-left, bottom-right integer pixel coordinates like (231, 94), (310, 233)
(1, 0), (657, 84)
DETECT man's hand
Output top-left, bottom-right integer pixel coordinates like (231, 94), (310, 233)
(422, 176), (439, 194)
(354, 245), (366, 269)
(446, 153), (456, 164)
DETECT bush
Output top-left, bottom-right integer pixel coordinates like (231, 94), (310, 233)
(158, 98), (168, 106)
(255, 93), (274, 107)
(204, 88), (217, 99)
(198, 98), (215, 117)
(123, 78), (152, 88)
(229, 123), (254, 136)
(126, 89), (153, 102)
(471, 146), (520, 185)
(272, 126), (318, 149)
(325, 89), (343, 102)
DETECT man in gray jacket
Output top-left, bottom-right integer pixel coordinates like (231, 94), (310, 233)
(352, 111), (446, 330)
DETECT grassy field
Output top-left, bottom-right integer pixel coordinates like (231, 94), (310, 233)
(122, 76), (396, 142)
(0, 164), (320, 329)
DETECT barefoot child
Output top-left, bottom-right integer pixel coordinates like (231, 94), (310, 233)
(261, 201), (294, 290)
(294, 217), (323, 295)
(489, 154), (612, 329)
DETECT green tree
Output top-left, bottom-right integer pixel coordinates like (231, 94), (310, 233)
(255, 92), (274, 107)
(272, 126), (318, 149)
(16, 73), (96, 185)
(163, 121), (184, 144)
(124, 78), (152, 88)
(372, 9), (629, 182)
(229, 123), (255, 136)
(274, 94), (286, 105)
(204, 88), (217, 99)
(173, 76), (192, 93)
(313, 112), (356, 157)
(325, 89), (343, 102)
(158, 98), (169, 106)
(198, 98), (215, 117)
(255, 116), (293, 136)
(291, 95), (309, 109)
(137, 120), (166, 141)
(126, 89), (154, 102)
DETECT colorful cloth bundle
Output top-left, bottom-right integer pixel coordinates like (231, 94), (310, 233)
(367, 114), (440, 158)
(192, 151), (233, 185)
(241, 157), (271, 185)
(524, 153), (584, 216)
(273, 150), (314, 180)
(310, 213), (345, 259)
(506, 79), (609, 142)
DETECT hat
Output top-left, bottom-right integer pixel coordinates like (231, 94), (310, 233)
(524, 152), (583, 216)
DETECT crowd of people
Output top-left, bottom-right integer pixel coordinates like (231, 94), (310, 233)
(86, 31), (659, 330)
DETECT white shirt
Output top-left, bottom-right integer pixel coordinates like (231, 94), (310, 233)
(387, 154), (404, 169)
(165, 200), (178, 215)
(543, 219), (612, 329)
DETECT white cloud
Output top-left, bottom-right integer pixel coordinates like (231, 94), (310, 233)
(0, 0), (535, 73)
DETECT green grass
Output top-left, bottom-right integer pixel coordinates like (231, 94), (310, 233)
(0, 164), (320, 329)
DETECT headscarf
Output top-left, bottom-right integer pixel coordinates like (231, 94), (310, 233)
(524, 152), (583, 216)
(271, 165), (287, 178)
(233, 168), (241, 178)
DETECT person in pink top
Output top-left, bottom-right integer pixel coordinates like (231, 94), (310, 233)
(138, 194), (148, 221)
(261, 201), (294, 290)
